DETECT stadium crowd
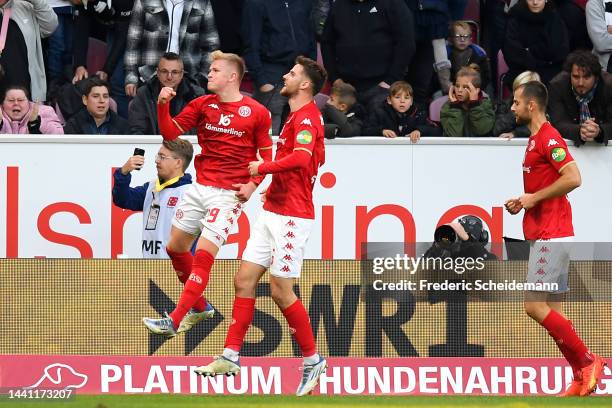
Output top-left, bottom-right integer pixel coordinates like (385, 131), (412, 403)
(0, 0), (610, 146)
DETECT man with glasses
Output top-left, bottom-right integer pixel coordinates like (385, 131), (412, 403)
(129, 53), (204, 135)
(112, 139), (194, 259)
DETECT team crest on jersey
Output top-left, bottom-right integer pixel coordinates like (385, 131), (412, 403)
(528, 140), (536, 151)
(551, 147), (566, 162)
(167, 197), (178, 207)
(548, 139), (559, 147)
(238, 106), (251, 117)
(296, 130), (313, 144)
(175, 209), (184, 220)
(300, 118), (312, 126)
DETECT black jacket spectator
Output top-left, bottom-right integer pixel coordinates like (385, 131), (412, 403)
(129, 76), (204, 135)
(211, 0), (244, 54)
(548, 70), (612, 146)
(493, 100), (531, 138)
(321, 103), (364, 138)
(363, 101), (440, 137)
(241, 0), (316, 88)
(503, 0), (569, 86)
(72, 0), (134, 79)
(321, 0), (415, 93)
(64, 108), (129, 134)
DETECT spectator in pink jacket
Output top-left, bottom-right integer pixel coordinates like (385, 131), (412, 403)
(0, 86), (64, 134)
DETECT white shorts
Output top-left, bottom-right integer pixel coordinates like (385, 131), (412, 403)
(241, 210), (314, 278)
(526, 237), (573, 293)
(172, 184), (243, 248)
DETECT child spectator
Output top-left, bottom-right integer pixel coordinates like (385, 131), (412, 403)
(321, 80), (363, 138)
(494, 70), (541, 139)
(363, 81), (441, 142)
(440, 65), (495, 137)
(444, 21), (491, 94)
(0, 86), (63, 134)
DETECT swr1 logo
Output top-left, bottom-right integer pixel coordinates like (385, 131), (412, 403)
(218, 113), (233, 127)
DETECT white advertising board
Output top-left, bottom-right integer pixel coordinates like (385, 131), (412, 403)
(1, 136), (610, 259)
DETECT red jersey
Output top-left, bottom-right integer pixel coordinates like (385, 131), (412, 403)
(169, 94), (272, 189)
(263, 101), (325, 219)
(522, 122), (575, 240)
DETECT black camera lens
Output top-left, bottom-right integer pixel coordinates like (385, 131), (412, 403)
(434, 224), (457, 244)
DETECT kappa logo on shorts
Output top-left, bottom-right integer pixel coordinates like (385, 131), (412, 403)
(238, 106), (251, 117)
(285, 231), (296, 238)
(223, 227), (229, 234)
(281, 265), (290, 273)
(539, 246), (550, 253)
(232, 208), (240, 215)
(286, 220), (296, 228)
(537, 257), (548, 264)
(536, 268), (546, 275)
(228, 217), (234, 225)
(283, 255), (293, 261)
(167, 197), (178, 207)
(285, 243), (294, 250)
(175, 209), (184, 220)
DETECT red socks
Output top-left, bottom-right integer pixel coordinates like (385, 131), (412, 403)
(166, 247), (206, 312)
(224, 297), (256, 351)
(282, 299), (317, 358)
(541, 309), (593, 369)
(166, 247), (192, 284)
(169, 249), (214, 328)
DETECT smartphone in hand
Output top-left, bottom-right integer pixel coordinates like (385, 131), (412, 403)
(133, 148), (145, 170)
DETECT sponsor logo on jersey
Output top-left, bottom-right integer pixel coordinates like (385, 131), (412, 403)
(167, 197), (178, 207)
(218, 113), (233, 127)
(205, 123), (245, 137)
(551, 147), (566, 162)
(296, 130), (313, 144)
(238, 106), (251, 117)
(300, 118), (312, 126)
(548, 139), (559, 147)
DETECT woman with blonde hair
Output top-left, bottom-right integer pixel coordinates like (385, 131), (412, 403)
(494, 70), (541, 139)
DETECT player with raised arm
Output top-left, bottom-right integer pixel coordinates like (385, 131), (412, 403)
(193, 56), (328, 397)
(142, 51), (273, 336)
(505, 81), (606, 397)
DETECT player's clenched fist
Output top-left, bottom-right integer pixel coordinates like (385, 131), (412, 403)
(504, 198), (523, 215)
(158, 87), (177, 104)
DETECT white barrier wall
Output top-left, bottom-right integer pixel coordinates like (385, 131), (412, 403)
(1, 136), (611, 259)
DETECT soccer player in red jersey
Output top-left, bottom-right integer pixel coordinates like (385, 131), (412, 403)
(505, 81), (606, 397)
(142, 51), (273, 336)
(193, 56), (328, 396)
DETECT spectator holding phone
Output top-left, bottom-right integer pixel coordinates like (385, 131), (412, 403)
(112, 139), (194, 258)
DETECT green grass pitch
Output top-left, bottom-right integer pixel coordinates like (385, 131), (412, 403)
(1, 395), (610, 408)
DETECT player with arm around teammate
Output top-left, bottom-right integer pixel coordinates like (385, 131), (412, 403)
(194, 56), (328, 397)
